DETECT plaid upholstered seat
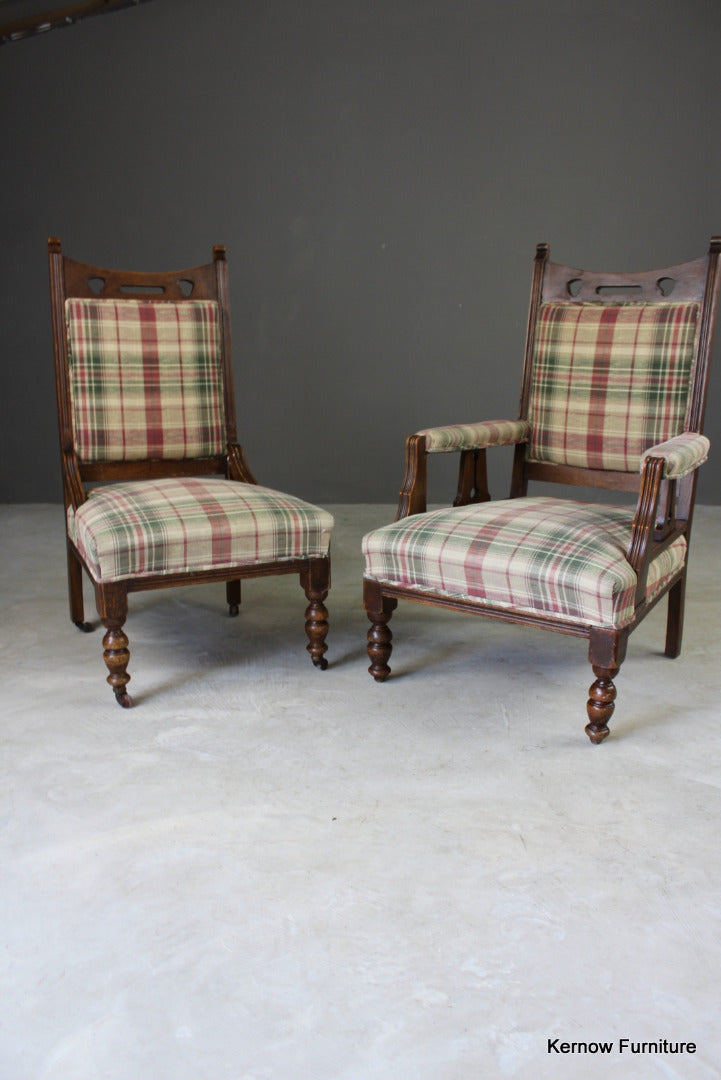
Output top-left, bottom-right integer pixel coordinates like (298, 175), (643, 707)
(363, 496), (686, 630)
(69, 478), (333, 583)
(362, 239), (720, 743)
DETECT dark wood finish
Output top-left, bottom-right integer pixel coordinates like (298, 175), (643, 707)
(364, 581), (398, 682)
(396, 434), (428, 519)
(49, 238), (330, 705)
(522, 461), (642, 493)
(301, 558), (331, 669)
(79, 457), (229, 483)
(664, 577), (685, 659)
(370, 239), (721, 741)
(585, 627), (628, 743)
(454, 449), (491, 506)
(585, 667), (618, 744)
(626, 456), (668, 604)
(509, 441), (528, 500)
(541, 254), (709, 303)
(517, 242), (550, 424)
(96, 581), (131, 707)
(227, 441), (258, 484)
(226, 579), (241, 617)
(66, 540), (90, 629)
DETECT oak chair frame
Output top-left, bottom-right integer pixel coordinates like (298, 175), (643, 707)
(49, 238), (330, 706)
(364, 239), (721, 742)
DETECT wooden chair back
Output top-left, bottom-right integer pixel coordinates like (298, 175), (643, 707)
(511, 240), (721, 499)
(48, 239), (238, 510)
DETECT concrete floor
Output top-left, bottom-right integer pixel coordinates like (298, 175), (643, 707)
(1, 503), (720, 1080)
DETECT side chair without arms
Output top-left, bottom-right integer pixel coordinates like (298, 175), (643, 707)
(49, 238), (332, 707)
(363, 239), (720, 743)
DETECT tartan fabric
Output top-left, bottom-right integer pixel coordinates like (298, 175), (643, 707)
(527, 301), (700, 472)
(643, 432), (710, 479)
(417, 419), (531, 453)
(68, 478), (334, 583)
(363, 496), (686, 629)
(65, 299), (226, 463)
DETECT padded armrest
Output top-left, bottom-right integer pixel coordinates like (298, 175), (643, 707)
(642, 432), (710, 479)
(415, 419), (531, 454)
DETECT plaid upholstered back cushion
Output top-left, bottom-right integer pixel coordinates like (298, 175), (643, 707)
(65, 298), (226, 462)
(527, 301), (700, 472)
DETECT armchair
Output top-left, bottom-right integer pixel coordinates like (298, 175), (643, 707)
(363, 240), (720, 742)
(49, 239), (332, 707)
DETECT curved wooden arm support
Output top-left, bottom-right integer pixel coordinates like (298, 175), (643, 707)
(627, 457), (665, 571)
(227, 442), (258, 485)
(396, 434), (495, 520)
(396, 434), (428, 520)
(627, 455), (690, 607)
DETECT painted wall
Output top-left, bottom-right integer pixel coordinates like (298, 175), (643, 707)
(2, 0), (720, 504)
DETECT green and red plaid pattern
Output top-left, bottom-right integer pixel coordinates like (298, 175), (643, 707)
(643, 432), (710, 479)
(527, 301), (700, 472)
(68, 477), (334, 583)
(363, 496), (685, 629)
(417, 419), (531, 453)
(66, 298), (226, 462)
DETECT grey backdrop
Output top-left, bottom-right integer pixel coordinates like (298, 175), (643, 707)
(2, 0), (720, 505)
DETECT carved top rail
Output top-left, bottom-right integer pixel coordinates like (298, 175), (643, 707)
(541, 255), (709, 304)
(48, 239), (225, 303)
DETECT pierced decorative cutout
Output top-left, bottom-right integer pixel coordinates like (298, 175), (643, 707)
(120, 284), (166, 294)
(178, 279), (194, 297)
(567, 278), (583, 297)
(88, 277), (105, 295)
(657, 276), (676, 297)
(596, 284), (642, 296)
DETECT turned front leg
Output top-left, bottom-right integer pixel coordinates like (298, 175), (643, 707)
(101, 622), (132, 707)
(97, 583), (132, 707)
(301, 559), (330, 670)
(586, 629), (627, 743)
(364, 581), (397, 682)
(585, 665), (619, 743)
